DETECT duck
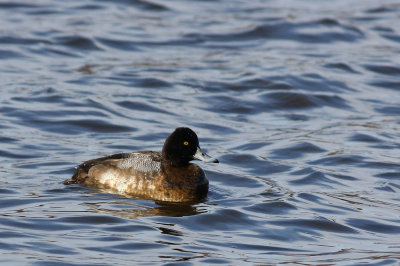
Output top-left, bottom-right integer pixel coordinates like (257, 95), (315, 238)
(64, 127), (218, 202)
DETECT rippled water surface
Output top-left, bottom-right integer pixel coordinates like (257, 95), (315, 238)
(1, 0), (400, 264)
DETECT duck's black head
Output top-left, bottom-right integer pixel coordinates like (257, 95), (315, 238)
(162, 127), (218, 167)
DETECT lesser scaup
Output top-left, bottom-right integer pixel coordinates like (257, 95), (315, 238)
(64, 127), (218, 202)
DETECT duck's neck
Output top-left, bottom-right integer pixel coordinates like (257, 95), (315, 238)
(161, 156), (190, 168)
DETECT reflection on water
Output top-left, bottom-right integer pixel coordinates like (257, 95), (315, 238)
(1, 0), (400, 264)
(85, 199), (205, 219)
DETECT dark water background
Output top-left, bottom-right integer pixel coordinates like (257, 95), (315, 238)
(1, 0), (400, 265)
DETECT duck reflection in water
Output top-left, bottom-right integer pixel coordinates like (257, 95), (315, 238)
(84, 198), (206, 219)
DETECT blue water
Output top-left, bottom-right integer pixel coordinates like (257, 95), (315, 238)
(1, 0), (400, 265)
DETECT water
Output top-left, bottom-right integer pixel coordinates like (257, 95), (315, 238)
(1, 0), (400, 264)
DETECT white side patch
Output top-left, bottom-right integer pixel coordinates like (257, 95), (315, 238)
(98, 168), (130, 193)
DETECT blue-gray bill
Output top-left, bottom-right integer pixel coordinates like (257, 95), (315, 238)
(193, 147), (219, 163)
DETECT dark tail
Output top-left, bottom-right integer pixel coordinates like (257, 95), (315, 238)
(64, 165), (89, 185)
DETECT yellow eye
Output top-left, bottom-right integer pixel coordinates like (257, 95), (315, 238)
(183, 141), (189, 146)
